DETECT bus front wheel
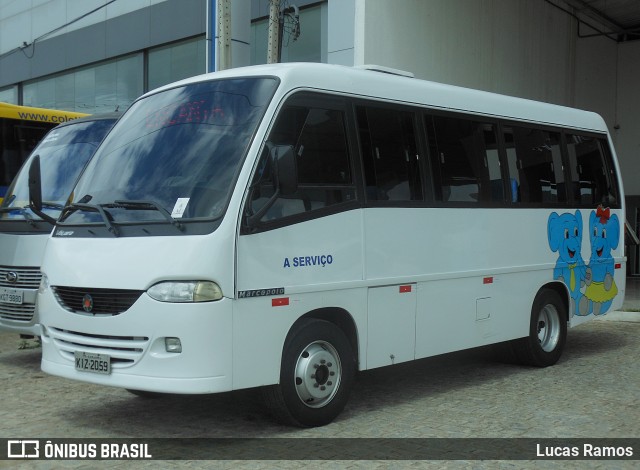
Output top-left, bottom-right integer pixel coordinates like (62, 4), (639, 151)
(263, 319), (355, 427)
(512, 289), (567, 367)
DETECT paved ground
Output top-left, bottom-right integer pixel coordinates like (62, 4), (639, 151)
(0, 310), (638, 469)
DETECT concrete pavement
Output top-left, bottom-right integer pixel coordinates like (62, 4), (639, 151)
(0, 310), (638, 469)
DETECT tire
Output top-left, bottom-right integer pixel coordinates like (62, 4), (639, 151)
(511, 289), (567, 367)
(262, 319), (355, 427)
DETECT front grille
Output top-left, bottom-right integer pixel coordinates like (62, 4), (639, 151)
(47, 326), (149, 367)
(53, 286), (144, 315)
(0, 266), (42, 289)
(0, 303), (35, 322)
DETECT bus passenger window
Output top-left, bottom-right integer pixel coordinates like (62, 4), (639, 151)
(246, 102), (355, 224)
(357, 106), (422, 202)
(566, 134), (618, 206)
(425, 116), (496, 203)
(503, 127), (564, 204)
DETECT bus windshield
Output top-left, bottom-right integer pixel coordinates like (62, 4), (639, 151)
(62, 77), (278, 229)
(0, 118), (116, 223)
(0, 103), (88, 203)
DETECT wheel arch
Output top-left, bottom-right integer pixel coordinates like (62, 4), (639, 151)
(285, 307), (359, 366)
(537, 281), (570, 323)
(510, 281), (569, 367)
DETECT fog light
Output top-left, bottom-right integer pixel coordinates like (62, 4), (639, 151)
(165, 337), (182, 353)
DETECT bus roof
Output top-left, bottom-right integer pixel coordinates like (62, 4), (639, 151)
(52, 111), (122, 128)
(0, 102), (88, 123)
(144, 62), (609, 134)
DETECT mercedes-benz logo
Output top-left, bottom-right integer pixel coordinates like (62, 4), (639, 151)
(82, 294), (94, 313)
(5, 272), (18, 284)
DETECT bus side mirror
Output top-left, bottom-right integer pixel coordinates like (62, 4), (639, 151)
(28, 155), (43, 212)
(28, 155), (56, 225)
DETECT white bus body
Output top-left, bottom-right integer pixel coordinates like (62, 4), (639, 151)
(38, 63), (625, 426)
(0, 115), (117, 335)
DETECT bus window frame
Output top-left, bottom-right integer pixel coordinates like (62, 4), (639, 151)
(241, 91), (362, 235)
(242, 92), (622, 236)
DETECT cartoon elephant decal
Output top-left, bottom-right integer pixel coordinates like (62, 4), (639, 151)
(548, 210), (587, 316)
(584, 206), (619, 315)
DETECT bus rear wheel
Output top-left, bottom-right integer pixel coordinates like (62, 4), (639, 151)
(512, 289), (567, 367)
(262, 319), (355, 427)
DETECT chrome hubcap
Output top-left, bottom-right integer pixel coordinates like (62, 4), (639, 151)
(537, 304), (560, 352)
(294, 340), (342, 408)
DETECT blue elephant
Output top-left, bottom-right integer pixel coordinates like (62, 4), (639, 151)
(584, 206), (619, 315)
(548, 210), (587, 316)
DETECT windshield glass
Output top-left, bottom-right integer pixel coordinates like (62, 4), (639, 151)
(0, 118), (116, 221)
(62, 77), (278, 227)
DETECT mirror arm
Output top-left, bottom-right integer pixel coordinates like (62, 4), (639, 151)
(28, 155), (57, 225)
(245, 152), (282, 229)
(245, 189), (280, 228)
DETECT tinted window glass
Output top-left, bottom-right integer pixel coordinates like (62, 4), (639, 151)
(503, 126), (564, 204)
(270, 107), (352, 185)
(426, 116), (497, 203)
(358, 106), (422, 202)
(566, 134), (618, 206)
(247, 102), (355, 224)
(1, 119), (116, 221)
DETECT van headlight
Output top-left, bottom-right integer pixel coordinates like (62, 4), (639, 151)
(147, 281), (223, 303)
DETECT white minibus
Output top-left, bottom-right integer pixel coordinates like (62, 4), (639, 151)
(37, 63), (625, 427)
(0, 114), (118, 335)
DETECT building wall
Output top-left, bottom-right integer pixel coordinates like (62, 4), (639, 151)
(0, 0), (171, 56)
(341, 0), (640, 198)
(0, 0), (205, 88)
(357, 0), (577, 105)
(574, 33), (617, 130)
(327, 0), (355, 65)
(616, 41), (640, 197)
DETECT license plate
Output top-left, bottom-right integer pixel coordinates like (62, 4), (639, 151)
(74, 351), (111, 375)
(0, 287), (23, 305)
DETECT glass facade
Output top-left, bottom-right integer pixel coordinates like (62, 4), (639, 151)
(7, 1), (326, 111)
(148, 36), (206, 91)
(20, 36), (207, 113)
(23, 54), (143, 113)
(0, 86), (18, 104)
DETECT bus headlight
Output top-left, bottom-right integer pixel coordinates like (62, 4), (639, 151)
(147, 281), (223, 303)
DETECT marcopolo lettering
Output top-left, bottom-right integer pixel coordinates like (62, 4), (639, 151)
(283, 255), (333, 268)
(238, 288), (285, 298)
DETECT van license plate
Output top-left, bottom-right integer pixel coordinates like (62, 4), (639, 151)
(74, 351), (111, 375)
(0, 287), (23, 305)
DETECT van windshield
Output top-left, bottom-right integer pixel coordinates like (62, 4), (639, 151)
(0, 118), (116, 224)
(61, 77), (278, 229)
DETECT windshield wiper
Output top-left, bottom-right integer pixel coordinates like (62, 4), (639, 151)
(0, 205), (38, 226)
(63, 203), (119, 237)
(111, 200), (184, 231)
